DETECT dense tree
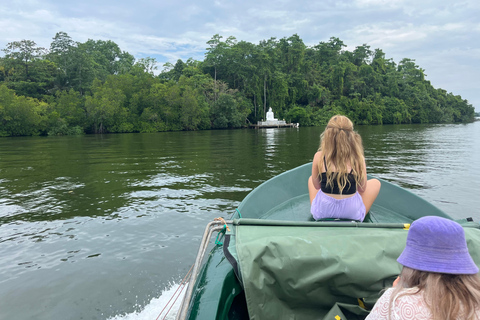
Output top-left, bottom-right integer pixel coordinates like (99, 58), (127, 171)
(2, 40), (46, 79)
(210, 92), (251, 129)
(85, 79), (127, 133)
(1, 40), (56, 97)
(48, 32), (76, 91)
(47, 88), (86, 135)
(0, 84), (47, 136)
(204, 34), (238, 104)
(0, 32), (475, 137)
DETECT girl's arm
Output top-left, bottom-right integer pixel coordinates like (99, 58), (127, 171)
(357, 158), (368, 194)
(311, 151), (322, 190)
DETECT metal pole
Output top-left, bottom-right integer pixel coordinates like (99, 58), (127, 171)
(176, 220), (231, 320)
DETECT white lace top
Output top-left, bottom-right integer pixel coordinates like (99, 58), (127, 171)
(366, 287), (480, 320)
(365, 288), (430, 319)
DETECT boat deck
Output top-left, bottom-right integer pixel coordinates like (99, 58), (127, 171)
(237, 163), (448, 224)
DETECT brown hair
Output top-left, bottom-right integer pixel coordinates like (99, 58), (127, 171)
(318, 115), (365, 193)
(389, 267), (480, 319)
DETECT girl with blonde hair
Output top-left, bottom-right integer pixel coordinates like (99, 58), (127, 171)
(308, 115), (381, 221)
(366, 216), (480, 319)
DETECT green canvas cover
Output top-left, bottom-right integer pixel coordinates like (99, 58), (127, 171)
(226, 219), (480, 320)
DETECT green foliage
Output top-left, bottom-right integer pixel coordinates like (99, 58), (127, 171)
(0, 32), (475, 137)
(2, 40), (46, 79)
(0, 84), (47, 136)
(52, 89), (86, 126)
(210, 93), (250, 129)
(47, 119), (84, 136)
(311, 105), (345, 126)
(85, 79), (127, 133)
(286, 106), (310, 126)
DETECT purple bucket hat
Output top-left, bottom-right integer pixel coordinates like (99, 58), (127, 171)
(397, 216), (479, 275)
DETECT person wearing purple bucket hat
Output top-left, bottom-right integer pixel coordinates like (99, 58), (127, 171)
(366, 216), (480, 320)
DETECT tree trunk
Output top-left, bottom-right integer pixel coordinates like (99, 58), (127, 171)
(264, 73), (267, 120)
(254, 94), (257, 120)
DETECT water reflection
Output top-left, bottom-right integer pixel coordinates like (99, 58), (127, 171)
(263, 128), (278, 170)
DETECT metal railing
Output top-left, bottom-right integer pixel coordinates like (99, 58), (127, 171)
(176, 220), (232, 320)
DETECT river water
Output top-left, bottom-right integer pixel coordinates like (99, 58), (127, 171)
(1, 121), (479, 320)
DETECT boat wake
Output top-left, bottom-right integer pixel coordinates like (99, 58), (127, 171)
(108, 283), (186, 320)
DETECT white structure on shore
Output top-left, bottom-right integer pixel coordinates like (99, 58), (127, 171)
(258, 107), (287, 126)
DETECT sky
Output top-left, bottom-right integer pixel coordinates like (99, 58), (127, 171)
(1, 0), (479, 111)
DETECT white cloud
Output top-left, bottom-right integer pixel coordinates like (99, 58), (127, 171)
(346, 23), (427, 48)
(0, 0), (479, 109)
(354, 0), (405, 8)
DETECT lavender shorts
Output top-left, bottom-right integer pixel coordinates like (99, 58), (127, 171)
(311, 190), (366, 222)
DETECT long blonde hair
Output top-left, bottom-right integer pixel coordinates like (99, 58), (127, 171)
(318, 115), (365, 194)
(389, 267), (480, 320)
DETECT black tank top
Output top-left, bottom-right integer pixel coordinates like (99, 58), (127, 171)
(320, 157), (357, 195)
